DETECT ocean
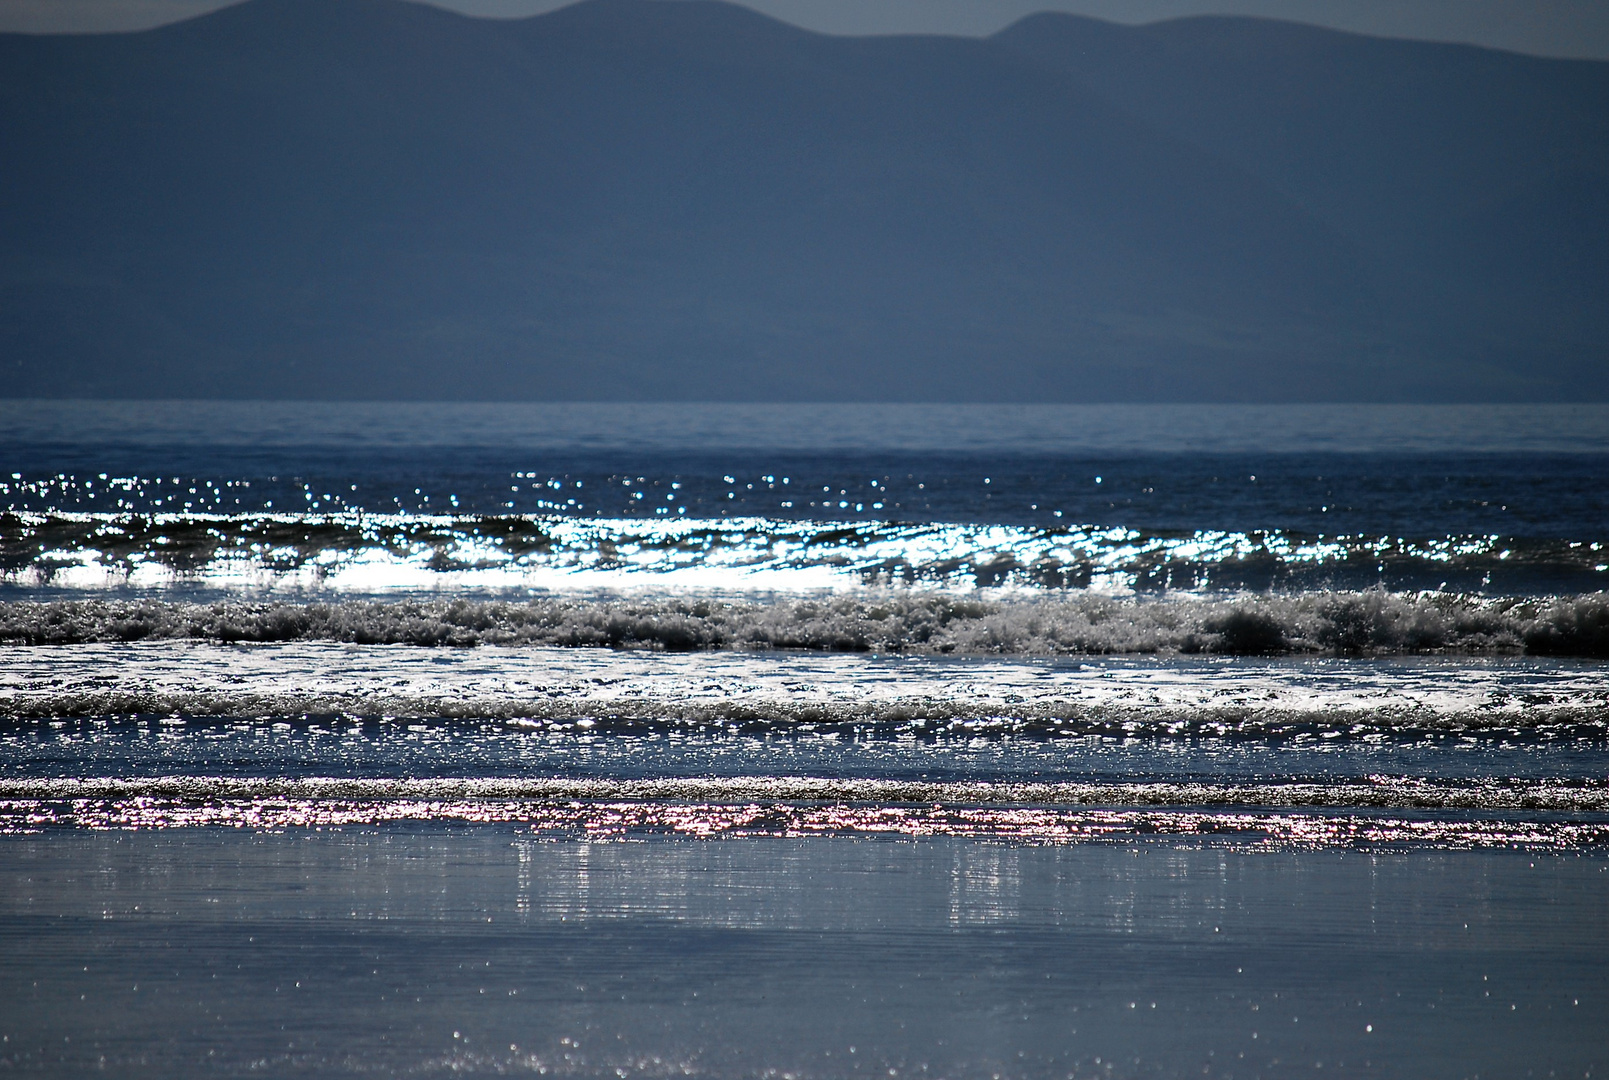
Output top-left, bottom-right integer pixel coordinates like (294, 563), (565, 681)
(1, 401), (1606, 1078)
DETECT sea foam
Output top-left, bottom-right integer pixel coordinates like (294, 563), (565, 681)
(3, 590), (1606, 656)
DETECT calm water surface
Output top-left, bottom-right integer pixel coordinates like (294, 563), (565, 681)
(3, 830), (1606, 1079)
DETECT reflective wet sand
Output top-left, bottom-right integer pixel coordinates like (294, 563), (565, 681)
(3, 828), (1605, 1078)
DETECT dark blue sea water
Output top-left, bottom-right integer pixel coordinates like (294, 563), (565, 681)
(2, 402), (1607, 1077)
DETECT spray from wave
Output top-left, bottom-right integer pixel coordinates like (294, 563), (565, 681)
(3, 590), (1607, 657)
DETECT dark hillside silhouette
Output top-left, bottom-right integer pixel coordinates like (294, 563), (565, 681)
(1, 0), (1604, 400)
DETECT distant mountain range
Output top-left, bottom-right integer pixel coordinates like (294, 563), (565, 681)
(2, 0), (1606, 401)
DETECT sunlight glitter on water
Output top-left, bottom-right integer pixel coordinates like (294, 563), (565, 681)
(6, 512), (1601, 597)
(6, 796), (1606, 849)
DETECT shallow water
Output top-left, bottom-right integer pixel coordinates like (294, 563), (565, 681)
(2, 830), (1606, 1078)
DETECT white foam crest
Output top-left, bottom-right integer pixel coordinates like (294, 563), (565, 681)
(1, 643), (1605, 729)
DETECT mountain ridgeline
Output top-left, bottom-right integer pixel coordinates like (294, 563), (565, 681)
(2, 0), (1606, 401)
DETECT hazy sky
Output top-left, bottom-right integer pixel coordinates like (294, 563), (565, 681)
(3, 0), (1609, 59)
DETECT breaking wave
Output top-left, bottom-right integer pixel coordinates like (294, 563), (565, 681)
(3, 590), (1608, 657)
(3, 680), (1606, 736)
(3, 512), (1606, 596)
